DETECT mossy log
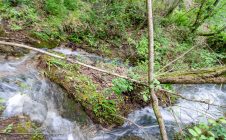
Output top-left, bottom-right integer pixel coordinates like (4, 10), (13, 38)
(158, 66), (226, 84)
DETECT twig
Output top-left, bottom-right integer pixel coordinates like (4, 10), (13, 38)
(158, 45), (197, 72)
(159, 88), (226, 108)
(175, 105), (216, 119)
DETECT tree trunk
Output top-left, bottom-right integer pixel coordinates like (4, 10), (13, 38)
(147, 0), (168, 140)
(158, 66), (226, 84)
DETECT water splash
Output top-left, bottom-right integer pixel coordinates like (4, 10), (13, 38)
(0, 54), (89, 140)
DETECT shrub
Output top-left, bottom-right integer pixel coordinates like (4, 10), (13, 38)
(112, 78), (133, 95)
(64, 0), (79, 11)
(176, 118), (226, 140)
(44, 0), (66, 15)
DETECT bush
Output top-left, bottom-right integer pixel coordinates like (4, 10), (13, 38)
(112, 78), (133, 95)
(64, 0), (79, 11)
(176, 118), (226, 140)
(44, 0), (66, 15)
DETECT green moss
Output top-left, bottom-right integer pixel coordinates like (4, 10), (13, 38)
(29, 32), (59, 49)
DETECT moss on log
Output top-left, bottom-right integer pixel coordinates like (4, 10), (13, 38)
(158, 66), (226, 84)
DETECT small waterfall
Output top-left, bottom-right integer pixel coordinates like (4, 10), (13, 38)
(0, 53), (90, 140)
(95, 85), (226, 140)
(53, 47), (226, 140)
(1, 48), (225, 140)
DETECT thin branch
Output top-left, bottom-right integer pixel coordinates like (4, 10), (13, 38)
(0, 41), (144, 86)
(158, 45), (197, 72)
(197, 26), (226, 36)
(175, 105), (217, 119)
(159, 88), (226, 108)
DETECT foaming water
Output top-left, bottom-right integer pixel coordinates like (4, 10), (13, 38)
(0, 54), (90, 140)
(53, 47), (125, 66)
(96, 85), (226, 140)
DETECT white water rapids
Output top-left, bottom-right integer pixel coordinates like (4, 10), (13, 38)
(0, 48), (225, 140)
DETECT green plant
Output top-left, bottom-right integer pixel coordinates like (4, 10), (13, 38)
(168, 10), (190, 26)
(135, 35), (148, 59)
(111, 78), (133, 95)
(0, 98), (5, 112)
(10, 23), (22, 31)
(3, 123), (14, 133)
(64, 0), (79, 11)
(92, 97), (119, 124)
(176, 118), (226, 140)
(44, 0), (66, 15)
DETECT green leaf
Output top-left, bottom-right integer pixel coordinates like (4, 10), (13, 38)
(207, 137), (214, 140)
(189, 128), (198, 137)
(219, 118), (226, 124)
(208, 131), (215, 137)
(194, 126), (202, 134)
(208, 119), (217, 125)
(143, 95), (148, 102)
(200, 135), (207, 140)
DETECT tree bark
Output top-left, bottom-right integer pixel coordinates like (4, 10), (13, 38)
(147, 0), (168, 140)
(158, 66), (226, 84)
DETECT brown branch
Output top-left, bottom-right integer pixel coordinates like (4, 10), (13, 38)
(158, 45), (197, 72)
(159, 88), (226, 108)
(197, 26), (226, 36)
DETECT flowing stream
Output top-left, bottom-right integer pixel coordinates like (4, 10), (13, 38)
(0, 48), (226, 140)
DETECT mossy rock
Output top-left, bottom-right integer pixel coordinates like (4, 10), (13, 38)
(29, 32), (59, 49)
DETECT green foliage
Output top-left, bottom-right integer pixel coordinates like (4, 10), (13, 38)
(64, 0), (79, 11)
(112, 78), (133, 95)
(167, 10), (190, 27)
(135, 35), (148, 59)
(188, 49), (220, 69)
(176, 118), (226, 140)
(44, 0), (66, 15)
(0, 98), (5, 112)
(92, 96), (119, 124)
(3, 123), (14, 133)
(208, 31), (226, 52)
(0, 4), (38, 29)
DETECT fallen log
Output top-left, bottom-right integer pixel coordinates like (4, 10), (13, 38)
(158, 67), (226, 84)
(0, 40), (226, 84)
